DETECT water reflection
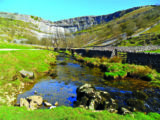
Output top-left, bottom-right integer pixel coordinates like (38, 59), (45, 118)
(17, 54), (153, 107)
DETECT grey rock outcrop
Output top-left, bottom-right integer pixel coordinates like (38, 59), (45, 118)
(75, 84), (118, 112)
(20, 96), (43, 110)
(19, 70), (34, 79)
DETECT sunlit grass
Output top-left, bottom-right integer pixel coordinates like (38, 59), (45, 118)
(0, 106), (159, 120)
(0, 48), (58, 105)
(0, 41), (34, 49)
(74, 53), (159, 84)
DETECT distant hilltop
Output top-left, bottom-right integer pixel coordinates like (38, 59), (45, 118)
(0, 5), (160, 47)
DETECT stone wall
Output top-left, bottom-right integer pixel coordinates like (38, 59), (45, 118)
(126, 52), (160, 71)
(71, 47), (160, 72)
(93, 45), (160, 52)
(71, 49), (113, 58)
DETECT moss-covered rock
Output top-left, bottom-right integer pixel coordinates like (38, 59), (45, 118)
(132, 91), (148, 100)
(126, 98), (146, 111)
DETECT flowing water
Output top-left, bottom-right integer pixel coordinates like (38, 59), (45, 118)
(17, 53), (160, 112)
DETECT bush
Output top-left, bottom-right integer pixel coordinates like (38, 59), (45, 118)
(74, 53), (157, 81)
(109, 56), (122, 63)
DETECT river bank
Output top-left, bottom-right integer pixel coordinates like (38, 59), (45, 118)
(0, 45), (160, 119)
(0, 49), (58, 105)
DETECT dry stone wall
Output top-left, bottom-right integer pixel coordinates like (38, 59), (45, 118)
(71, 46), (160, 72)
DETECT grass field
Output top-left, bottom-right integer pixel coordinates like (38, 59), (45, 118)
(0, 43), (58, 105)
(0, 106), (160, 120)
(0, 41), (34, 49)
(144, 49), (160, 53)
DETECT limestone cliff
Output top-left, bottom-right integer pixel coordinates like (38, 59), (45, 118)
(54, 7), (140, 32)
(0, 6), (140, 35)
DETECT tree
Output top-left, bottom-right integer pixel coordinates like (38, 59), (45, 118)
(111, 23), (122, 36)
(51, 27), (64, 50)
(125, 21), (137, 36)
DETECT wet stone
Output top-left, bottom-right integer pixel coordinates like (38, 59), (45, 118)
(126, 98), (146, 111)
(119, 107), (131, 115)
(75, 84), (118, 112)
(59, 61), (67, 65)
(19, 70), (34, 79)
(20, 98), (29, 109)
(132, 90), (148, 100)
(44, 101), (52, 107)
(20, 96), (43, 110)
(27, 96), (43, 106)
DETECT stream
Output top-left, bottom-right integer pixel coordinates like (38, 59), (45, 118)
(17, 53), (160, 113)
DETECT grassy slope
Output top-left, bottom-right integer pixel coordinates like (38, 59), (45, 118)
(0, 50), (56, 81)
(72, 6), (160, 47)
(0, 43), (57, 105)
(0, 17), (46, 44)
(118, 23), (160, 46)
(116, 6), (160, 46)
(145, 24), (160, 34)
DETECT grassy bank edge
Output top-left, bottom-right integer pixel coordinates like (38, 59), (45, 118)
(0, 106), (160, 120)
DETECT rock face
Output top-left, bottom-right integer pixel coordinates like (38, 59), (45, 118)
(20, 96), (43, 110)
(75, 84), (118, 112)
(19, 70), (34, 79)
(54, 7), (140, 32)
(0, 7), (139, 35)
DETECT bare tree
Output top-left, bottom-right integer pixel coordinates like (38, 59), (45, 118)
(51, 27), (63, 50)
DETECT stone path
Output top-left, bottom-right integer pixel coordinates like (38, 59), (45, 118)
(0, 49), (40, 51)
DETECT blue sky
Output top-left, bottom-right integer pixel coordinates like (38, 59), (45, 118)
(0, 0), (158, 21)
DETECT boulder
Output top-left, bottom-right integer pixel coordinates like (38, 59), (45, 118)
(20, 98), (29, 109)
(126, 98), (146, 111)
(104, 98), (118, 111)
(27, 96), (43, 106)
(20, 70), (34, 79)
(76, 84), (96, 100)
(132, 91), (148, 100)
(107, 108), (118, 113)
(29, 100), (38, 110)
(120, 107), (131, 115)
(89, 99), (95, 110)
(75, 84), (117, 111)
(44, 101), (52, 107)
(20, 96), (43, 110)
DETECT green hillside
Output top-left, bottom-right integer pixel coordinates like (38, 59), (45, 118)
(71, 5), (160, 47)
(0, 17), (52, 46)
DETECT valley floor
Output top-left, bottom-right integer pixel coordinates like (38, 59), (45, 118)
(0, 43), (160, 120)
